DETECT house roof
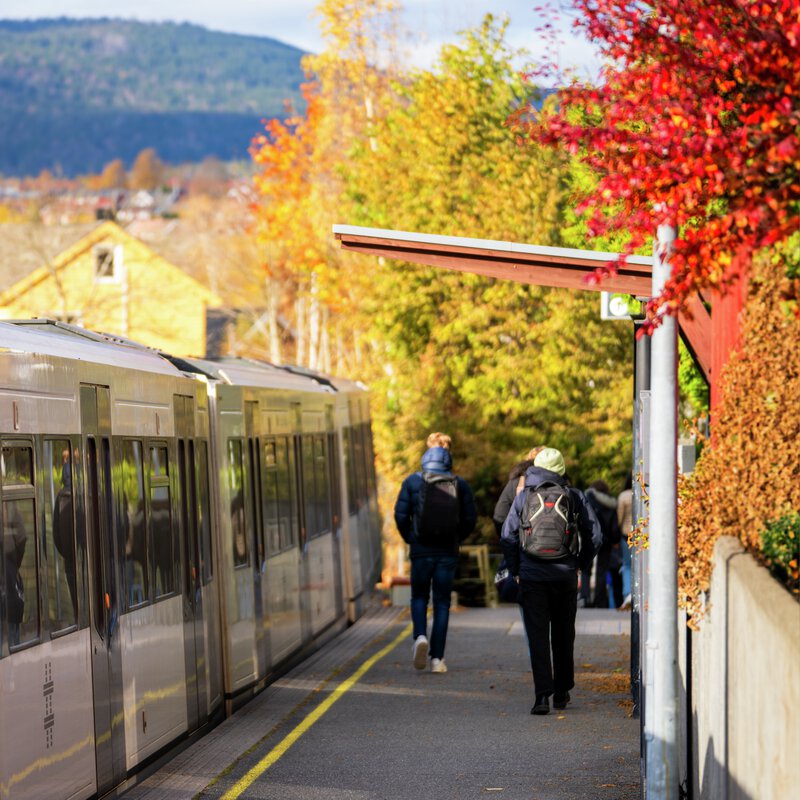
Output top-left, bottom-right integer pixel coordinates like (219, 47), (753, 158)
(0, 220), (221, 306)
(0, 222), (100, 293)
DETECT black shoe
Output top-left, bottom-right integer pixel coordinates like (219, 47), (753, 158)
(553, 691), (571, 709)
(531, 694), (550, 715)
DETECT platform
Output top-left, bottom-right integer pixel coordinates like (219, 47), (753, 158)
(123, 603), (640, 800)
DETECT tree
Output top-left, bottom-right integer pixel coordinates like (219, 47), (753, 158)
(521, 0), (800, 327)
(345, 16), (632, 497)
(95, 158), (127, 190)
(250, 0), (401, 372)
(129, 148), (165, 190)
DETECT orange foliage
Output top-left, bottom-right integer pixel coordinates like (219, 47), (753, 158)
(678, 254), (800, 623)
(250, 83), (342, 308)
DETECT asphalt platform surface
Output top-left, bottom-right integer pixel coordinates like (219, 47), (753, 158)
(124, 602), (641, 800)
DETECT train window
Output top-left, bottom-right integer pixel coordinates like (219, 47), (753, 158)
(2, 446), (33, 485)
(328, 433), (342, 533)
(350, 425), (367, 512)
(228, 439), (248, 568)
(364, 424), (378, 497)
(2, 444), (39, 649)
(343, 427), (357, 516)
(261, 440), (281, 555)
(301, 436), (319, 537)
(43, 441), (78, 631)
(122, 441), (148, 607)
(149, 446), (174, 598)
(276, 438), (295, 550)
(313, 435), (331, 536)
(357, 424), (370, 507)
(197, 441), (213, 583)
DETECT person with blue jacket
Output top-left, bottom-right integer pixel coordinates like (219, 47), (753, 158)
(394, 432), (477, 674)
(501, 447), (602, 715)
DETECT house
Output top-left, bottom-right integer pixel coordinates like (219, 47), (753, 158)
(0, 221), (222, 357)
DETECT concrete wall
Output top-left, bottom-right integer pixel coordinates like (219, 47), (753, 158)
(684, 536), (800, 800)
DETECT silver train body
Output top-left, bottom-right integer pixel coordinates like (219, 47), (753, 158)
(0, 320), (381, 800)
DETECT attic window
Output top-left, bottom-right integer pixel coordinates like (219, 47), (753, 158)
(94, 245), (120, 282)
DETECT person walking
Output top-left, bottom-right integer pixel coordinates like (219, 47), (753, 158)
(501, 447), (601, 715)
(585, 480), (623, 608)
(492, 446), (546, 539)
(394, 432), (477, 674)
(617, 475), (633, 607)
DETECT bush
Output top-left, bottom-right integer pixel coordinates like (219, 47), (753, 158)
(760, 513), (800, 595)
(678, 253), (800, 623)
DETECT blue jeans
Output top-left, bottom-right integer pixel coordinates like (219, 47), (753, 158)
(410, 555), (457, 660)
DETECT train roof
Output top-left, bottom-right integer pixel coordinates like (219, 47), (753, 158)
(171, 356), (336, 394)
(278, 364), (367, 395)
(0, 319), (370, 396)
(0, 318), (188, 376)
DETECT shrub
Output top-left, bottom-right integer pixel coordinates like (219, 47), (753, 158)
(760, 513), (800, 595)
(678, 253), (800, 623)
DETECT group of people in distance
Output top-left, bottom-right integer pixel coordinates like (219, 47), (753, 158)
(394, 432), (628, 716)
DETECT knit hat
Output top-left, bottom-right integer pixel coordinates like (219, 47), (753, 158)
(533, 447), (565, 476)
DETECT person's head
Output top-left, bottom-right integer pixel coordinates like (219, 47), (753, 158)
(624, 474), (633, 491)
(426, 432), (451, 450)
(508, 459), (533, 481)
(525, 445), (546, 461)
(590, 479), (610, 494)
(533, 447), (566, 476)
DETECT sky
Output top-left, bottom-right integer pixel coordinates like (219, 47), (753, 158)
(1, 0), (602, 79)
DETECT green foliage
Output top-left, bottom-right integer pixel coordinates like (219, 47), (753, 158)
(678, 339), (709, 421)
(760, 513), (800, 594)
(0, 19), (305, 175)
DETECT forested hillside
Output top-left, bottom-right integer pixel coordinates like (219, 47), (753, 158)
(0, 18), (306, 176)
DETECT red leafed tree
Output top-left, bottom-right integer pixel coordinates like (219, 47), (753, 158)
(520, 0), (800, 327)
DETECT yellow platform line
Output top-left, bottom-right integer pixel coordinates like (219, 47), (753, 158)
(220, 621), (411, 800)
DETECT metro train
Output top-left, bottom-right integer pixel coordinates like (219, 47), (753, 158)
(0, 319), (382, 800)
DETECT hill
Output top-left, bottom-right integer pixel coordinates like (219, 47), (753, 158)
(0, 18), (307, 176)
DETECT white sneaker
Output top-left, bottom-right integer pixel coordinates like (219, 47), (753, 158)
(430, 658), (447, 673)
(412, 635), (428, 670)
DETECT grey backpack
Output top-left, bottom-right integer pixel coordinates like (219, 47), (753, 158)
(519, 481), (578, 559)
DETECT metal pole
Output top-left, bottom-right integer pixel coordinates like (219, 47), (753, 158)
(631, 322), (650, 723)
(645, 224), (679, 799)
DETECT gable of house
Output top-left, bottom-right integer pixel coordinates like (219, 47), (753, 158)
(0, 220), (221, 357)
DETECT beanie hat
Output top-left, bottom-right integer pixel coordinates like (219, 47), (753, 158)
(533, 447), (565, 476)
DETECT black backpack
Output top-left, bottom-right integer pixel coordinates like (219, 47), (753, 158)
(519, 481), (578, 559)
(415, 471), (460, 546)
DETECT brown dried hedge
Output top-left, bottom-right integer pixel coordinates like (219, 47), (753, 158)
(678, 254), (800, 623)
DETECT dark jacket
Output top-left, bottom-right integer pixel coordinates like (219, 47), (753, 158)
(492, 460), (533, 537)
(394, 446), (477, 558)
(584, 487), (622, 556)
(500, 466), (602, 582)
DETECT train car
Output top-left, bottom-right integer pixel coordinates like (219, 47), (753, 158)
(0, 321), (381, 799)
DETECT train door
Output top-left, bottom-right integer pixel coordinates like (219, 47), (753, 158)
(244, 401), (267, 676)
(80, 384), (126, 795)
(175, 394), (206, 731)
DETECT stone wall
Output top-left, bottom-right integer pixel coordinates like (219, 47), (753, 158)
(684, 536), (800, 799)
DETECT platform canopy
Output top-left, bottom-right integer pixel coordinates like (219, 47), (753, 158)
(333, 224), (710, 381)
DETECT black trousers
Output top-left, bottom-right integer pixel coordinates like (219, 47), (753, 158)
(519, 575), (578, 697)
